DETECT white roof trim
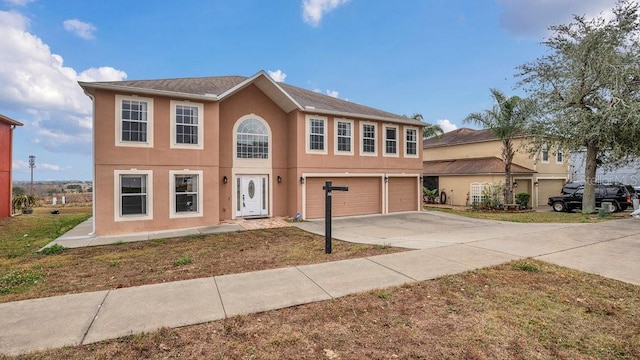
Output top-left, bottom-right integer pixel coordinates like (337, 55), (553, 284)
(77, 82), (220, 101)
(217, 70), (303, 111)
(302, 108), (423, 126)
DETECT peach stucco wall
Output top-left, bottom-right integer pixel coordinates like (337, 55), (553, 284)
(89, 85), (423, 235)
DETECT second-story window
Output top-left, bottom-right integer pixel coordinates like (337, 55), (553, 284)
(171, 101), (204, 149)
(556, 149), (563, 163)
(541, 145), (549, 163)
(116, 95), (154, 148)
(306, 116), (327, 154)
(336, 120), (353, 154)
(361, 123), (377, 155)
(384, 125), (398, 156)
(121, 100), (148, 142)
(405, 128), (418, 157)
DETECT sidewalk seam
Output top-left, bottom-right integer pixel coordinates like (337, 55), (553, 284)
(80, 290), (110, 345)
(294, 267), (334, 299)
(212, 277), (228, 319)
(365, 257), (419, 282)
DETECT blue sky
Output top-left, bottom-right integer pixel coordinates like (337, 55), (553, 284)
(1, 0), (617, 181)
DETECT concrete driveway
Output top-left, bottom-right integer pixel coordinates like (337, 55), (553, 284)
(296, 211), (640, 286)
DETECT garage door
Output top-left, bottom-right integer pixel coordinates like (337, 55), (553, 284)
(388, 177), (418, 213)
(306, 177), (381, 219)
(537, 179), (565, 206)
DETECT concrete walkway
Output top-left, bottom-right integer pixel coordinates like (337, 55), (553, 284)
(2, 211), (639, 356)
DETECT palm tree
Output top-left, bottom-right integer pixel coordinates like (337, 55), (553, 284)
(464, 89), (535, 204)
(411, 113), (444, 139)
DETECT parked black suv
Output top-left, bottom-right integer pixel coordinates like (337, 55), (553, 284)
(548, 183), (635, 212)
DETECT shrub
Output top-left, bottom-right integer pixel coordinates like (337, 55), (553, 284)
(39, 244), (67, 255)
(515, 192), (531, 209)
(481, 183), (505, 209)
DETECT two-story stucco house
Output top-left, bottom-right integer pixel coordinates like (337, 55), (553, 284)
(79, 71), (424, 236)
(422, 128), (568, 207)
(0, 114), (23, 219)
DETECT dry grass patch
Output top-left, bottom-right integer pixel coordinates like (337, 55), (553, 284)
(1, 210), (405, 303)
(13, 260), (639, 360)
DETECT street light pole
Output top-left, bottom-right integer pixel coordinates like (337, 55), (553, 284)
(28, 155), (35, 195)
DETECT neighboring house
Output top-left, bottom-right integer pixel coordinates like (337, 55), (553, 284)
(79, 70), (424, 236)
(568, 150), (640, 187)
(0, 114), (23, 219)
(422, 128), (568, 207)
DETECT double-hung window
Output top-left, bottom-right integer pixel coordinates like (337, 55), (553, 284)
(335, 119), (353, 155)
(541, 145), (549, 163)
(361, 122), (377, 156)
(171, 101), (204, 149)
(384, 125), (398, 156)
(170, 170), (203, 218)
(115, 170), (153, 221)
(556, 149), (564, 163)
(405, 128), (418, 157)
(116, 95), (153, 147)
(306, 116), (327, 154)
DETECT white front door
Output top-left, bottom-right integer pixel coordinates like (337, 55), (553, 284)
(237, 175), (268, 217)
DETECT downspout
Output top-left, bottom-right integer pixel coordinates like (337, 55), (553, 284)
(83, 90), (97, 236)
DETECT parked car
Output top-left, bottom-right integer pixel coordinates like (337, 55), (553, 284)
(549, 183), (635, 212)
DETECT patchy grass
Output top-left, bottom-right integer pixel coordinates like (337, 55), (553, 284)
(16, 260), (640, 359)
(425, 206), (630, 223)
(0, 208), (405, 303)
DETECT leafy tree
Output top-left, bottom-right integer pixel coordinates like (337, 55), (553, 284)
(464, 89), (536, 204)
(411, 113), (444, 139)
(12, 186), (25, 197)
(518, 0), (640, 213)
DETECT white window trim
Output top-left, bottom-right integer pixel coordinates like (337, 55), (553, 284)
(305, 115), (328, 154)
(541, 145), (550, 164)
(404, 127), (419, 158)
(170, 100), (204, 150)
(360, 121), (378, 156)
(114, 169), (153, 222)
(115, 95), (154, 148)
(334, 118), (354, 156)
(169, 170), (204, 219)
(383, 124), (399, 157)
(556, 149), (564, 164)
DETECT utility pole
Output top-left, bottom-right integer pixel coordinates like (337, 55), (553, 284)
(28, 155), (35, 195)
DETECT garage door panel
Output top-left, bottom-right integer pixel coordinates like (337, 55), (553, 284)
(388, 177), (418, 212)
(538, 179), (565, 206)
(306, 177), (381, 219)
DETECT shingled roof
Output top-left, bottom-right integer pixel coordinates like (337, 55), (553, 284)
(79, 70), (423, 126)
(0, 114), (23, 127)
(423, 128), (504, 148)
(423, 157), (535, 176)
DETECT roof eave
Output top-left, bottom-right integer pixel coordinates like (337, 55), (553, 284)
(302, 108), (422, 125)
(77, 82), (220, 101)
(217, 71), (303, 113)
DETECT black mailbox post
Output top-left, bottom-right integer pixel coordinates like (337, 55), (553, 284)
(323, 180), (348, 254)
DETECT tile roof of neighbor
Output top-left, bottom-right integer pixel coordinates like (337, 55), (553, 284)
(423, 128), (501, 148)
(79, 71), (422, 125)
(0, 114), (23, 126)
(423, 157), (535, 175)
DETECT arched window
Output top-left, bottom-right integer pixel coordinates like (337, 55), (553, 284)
(236, 118), (269, 159)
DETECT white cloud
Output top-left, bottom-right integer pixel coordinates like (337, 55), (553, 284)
(325, 90), (339, 98)
(40, 163), (61, 171)
(437, 119), (458, 133)
(0, 10), (126, 154)
(63, 18), (96, 40)
(497, 0), (617, 37)
(12, 159), (59, 171)
(3, 0), (33, 6)
(267, 69), (287, 82)
(302, 0), (350, 26)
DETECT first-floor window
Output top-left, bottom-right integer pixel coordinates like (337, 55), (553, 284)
(121, 175), (148, 216)
(174, 174), (198, 213)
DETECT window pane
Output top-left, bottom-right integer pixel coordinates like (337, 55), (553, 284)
(236, 118), (269, 158)
(121, 175), (147, 215)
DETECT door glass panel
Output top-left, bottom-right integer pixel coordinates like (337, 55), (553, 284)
(236, 177), (241, 211)
(248, 180), (255, 198)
